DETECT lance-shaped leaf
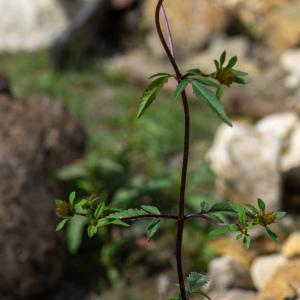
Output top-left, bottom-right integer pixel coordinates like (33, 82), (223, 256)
(209, 224), (239, 237)
(174, 79), (189, 99)
(56, 219), (69, 231)
(227, 56), (237, 68)
(141, 205), (160, 215)
(220, 50), (226, 67)
(192, 80), (232, 126)
(147, 219), (160, 240)
(137, 75), (170, 119)
(106, 208), (147, 221)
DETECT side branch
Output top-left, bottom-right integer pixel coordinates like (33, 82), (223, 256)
(185, 213), (226, 227)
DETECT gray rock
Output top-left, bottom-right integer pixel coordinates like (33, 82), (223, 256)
(208, 256), (254, 290)
(0, 0), (69, 52)
(250, 254), (286, 290)
(0, 94), (85, 299)
(207, 112), (300, 211)
(209, 289), (256, 300)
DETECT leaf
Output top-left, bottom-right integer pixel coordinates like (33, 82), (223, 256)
(186, 68), (202, 75)
(192, 80), (232, 127)
(186, 273), (211, 299)
(214, 59), (220, 71)
(257, 198), (266, 212)
(147, 219), (160, 240)
(141, 205), (160, 215)
(208, 212), (227, 224)
(209, 202), (236, 214)
(87, 224), (98, 237)
(109, 219), (130, 227)
(193, 77), (218, 88)
(209, 224), (239, 237)
(275, 211), (286, 220)
(220, 51), (226, 67)
(55, 199), (65, 206)
(187, 272), (209, 292)
(216, 84), (225, 99)
(232, 69), (248, 76)
(69, 191), (76, 206)
(94, 202), (105, 219)
(234, 77), (247, 84)
(66, 216), (87, 253)
(136, 75), (169, 119)
(227, 56), (237, 68)
(149, 72), (172, 79)
(243, 235), (251, 250)
(230, 203), (246, 225)
(199, 200), (213, 212)
(245, 204), (258, 215)
(56, 218), (69, 231)
(174, 79), (189, 99)
(266, 227), (278, 241)
(106, 208), (147, 220)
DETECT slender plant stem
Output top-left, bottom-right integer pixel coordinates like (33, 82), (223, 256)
(122, 214), (178, 221)
(155, 1), (190, 299)
(74, 212), (178, 221)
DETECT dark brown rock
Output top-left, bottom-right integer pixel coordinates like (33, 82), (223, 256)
(0, 94), (85, 299)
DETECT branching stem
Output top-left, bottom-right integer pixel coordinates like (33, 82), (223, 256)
(155, 1), (190, 298)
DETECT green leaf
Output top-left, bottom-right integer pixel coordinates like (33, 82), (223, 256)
(209, 224), (239, 237)
(187, 272), (209, 292)
(243, 235), (251, 250)
(69, 191), (76, 206)
(136, 76), (169, 119)
(275, 211), (286, 220)
(147, 219), (160, 240)
(200, 200), (213, 212)
(209, 202), (236, 214)
(192, 80), (232, 127)
(193, 77), (218, 88)
(186, 68), (202, 75)
(66, 216), (87, 253)
(232, 69), (248, 76)
(141, 205), (160, 215)
(234, 77), (248, 84)
(174, 79), (189, 99)
(257, 198), (266, 212)
(148, 72), (172, 79)
(216, 84), (225, 99)
(266, 227), (278, 241)
(94, 202), (105, 219)
(227, 56), (238, 68)
(87, 224), (98, 237)
(208, 212), (227, 224)
(220, 51), (226, 67)
(214, 59), (220, 71)
(55, 199), (65, 205)
(106, 208), (147, 220)
(245, 204), (258, 215)
(56, 218), (69, 231)
(109, 219), (130, 227)
(230, 203), (246, 225)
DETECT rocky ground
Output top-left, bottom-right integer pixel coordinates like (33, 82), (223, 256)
(1, 0), (300, 300)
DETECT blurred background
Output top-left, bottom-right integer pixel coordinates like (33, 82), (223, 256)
(1, 0), (300, 299)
